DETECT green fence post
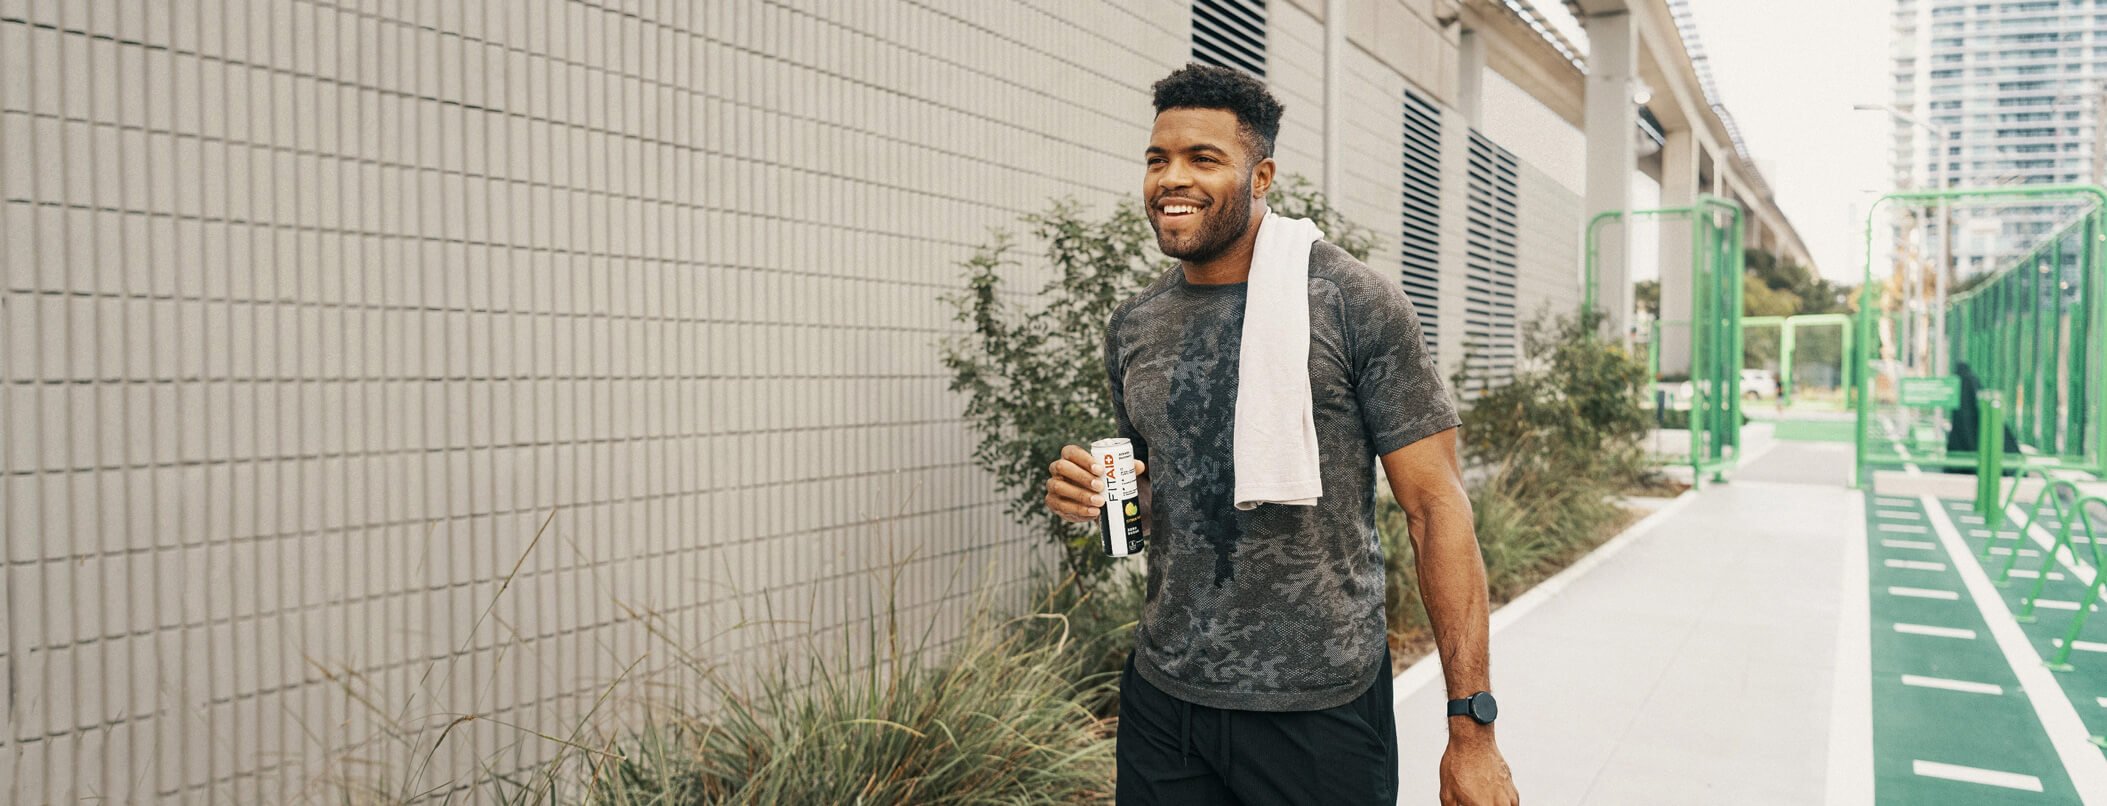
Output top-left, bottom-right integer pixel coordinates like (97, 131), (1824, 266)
(1780, 318), (1797, 407)
(1977, 391), (2006, 532)
(1727, 204), (1745, 469)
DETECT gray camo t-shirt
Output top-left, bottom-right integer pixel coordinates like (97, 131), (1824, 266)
(1106, 240), (1459, 712)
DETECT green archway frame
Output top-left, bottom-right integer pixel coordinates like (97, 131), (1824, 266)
(1587, 195), (1745, 486)
(1741, 313), (1854, 409)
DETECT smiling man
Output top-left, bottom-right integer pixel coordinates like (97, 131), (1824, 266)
(1043, 64), (1520, 805)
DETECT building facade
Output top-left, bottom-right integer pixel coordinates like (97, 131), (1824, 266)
(0, 1), (1805, 802)
(1891, 0), (2107, 273)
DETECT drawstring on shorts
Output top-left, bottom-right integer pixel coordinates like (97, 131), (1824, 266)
(1178, 697), (1192, 767)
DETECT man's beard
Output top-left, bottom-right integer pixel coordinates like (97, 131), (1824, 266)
(1151, 179), (1254, 264)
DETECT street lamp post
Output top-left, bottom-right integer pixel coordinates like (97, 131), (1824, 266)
(1856, 103), (1952, 375)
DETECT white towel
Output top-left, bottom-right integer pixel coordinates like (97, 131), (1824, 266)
(1232, 211), (1324, 511)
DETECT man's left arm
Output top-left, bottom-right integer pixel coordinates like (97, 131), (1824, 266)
(1382, 429), (1519, 806)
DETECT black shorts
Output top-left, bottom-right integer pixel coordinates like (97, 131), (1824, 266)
(1115, 648), (1399, 805)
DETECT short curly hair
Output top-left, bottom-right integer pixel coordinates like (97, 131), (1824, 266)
(1150, 63), (1284, 161)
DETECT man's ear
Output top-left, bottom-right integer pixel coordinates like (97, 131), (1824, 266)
(1251, 156), (1276, 199)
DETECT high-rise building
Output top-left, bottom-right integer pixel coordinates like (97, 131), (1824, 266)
(1890, 0), (2107, 275)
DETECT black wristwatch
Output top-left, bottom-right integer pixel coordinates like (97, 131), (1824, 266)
(1446, 691), (1498, 725)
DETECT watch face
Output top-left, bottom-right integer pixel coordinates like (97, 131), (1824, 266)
(1470, 692), (1498, 723)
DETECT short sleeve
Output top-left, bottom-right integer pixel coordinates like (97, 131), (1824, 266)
(1351, 279), (1460, 456)
(1106, 313), (1148, 463)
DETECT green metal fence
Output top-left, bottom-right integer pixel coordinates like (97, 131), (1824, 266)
(1855, 184), (2107, 486)
(1588, 195), (1745, 485)
(1946, 210), (2105, 472)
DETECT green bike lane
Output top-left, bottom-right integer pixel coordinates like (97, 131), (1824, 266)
(1863, 492), (2107, 803)
(1946, 495), (2107, 742)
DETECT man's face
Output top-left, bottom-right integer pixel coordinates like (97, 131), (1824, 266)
(1144, 108), (1270, 263)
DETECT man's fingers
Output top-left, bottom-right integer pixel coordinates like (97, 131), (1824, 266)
(1061, 444), (1103, 475)
(1043, 445), (1105, 524)
(1045, 491), (1099, 523)
(1052, 457), (1100, 489)
(1133, 459), (1147, 477)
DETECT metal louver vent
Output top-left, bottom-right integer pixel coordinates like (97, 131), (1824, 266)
(1192, 0), (1267, 76)
(1463, 130), (1520, 393)
(1401, 90), (1443, 354)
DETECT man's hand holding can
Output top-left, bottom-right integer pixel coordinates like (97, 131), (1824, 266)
(1046, 443), (1149, 557)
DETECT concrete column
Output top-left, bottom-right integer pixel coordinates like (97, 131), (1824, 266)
(1658, 129), (1700, 376)
(1457, 27), (1486, 129)
(1324, 0), (1345, 198)
(1582, 9), (1638, 341)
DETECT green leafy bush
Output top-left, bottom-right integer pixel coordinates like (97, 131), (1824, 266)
(1452, 310), (1651, 485)
(939, 180), (1374, 587)
(1383, 310), (1652, 653)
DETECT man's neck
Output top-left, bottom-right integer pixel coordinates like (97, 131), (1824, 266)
(1180, 207), (1267, 286)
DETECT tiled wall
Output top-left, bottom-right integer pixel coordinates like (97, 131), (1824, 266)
(0, 0), (1183, 801)
(0, 0), (1549, 801)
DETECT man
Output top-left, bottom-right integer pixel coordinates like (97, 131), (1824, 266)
(1043, 64), (1519, 805)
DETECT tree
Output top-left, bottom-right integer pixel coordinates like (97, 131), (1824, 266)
(1746, 248), (1848, 315)
(940, 178), (1374, 585)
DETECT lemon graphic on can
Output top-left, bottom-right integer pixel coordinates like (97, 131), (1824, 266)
(1124, 501), (1139, 517)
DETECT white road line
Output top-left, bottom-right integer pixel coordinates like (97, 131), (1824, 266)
(1911, 760), (2044, 792)
(2030, 600), (2100, 612)
(1879, 509), (1925, 520)
(2003, 502), (2100, 587)
(1881, 539), (1938, 551)
(1882, 524), (1931, 535)
(2098, 696), (2107, 708)
(1894, 623), (1978, 639)
(1876, 496), (1914, 506)
(1923, 494), (2107, 802)
(1988, 547), (2041, 557)
(1960, 515), (1986, 525)
(1895, 443), (1924, 476)
(1886, 559), (1948, 571)
(1826, 492), (1873, 806)
(1888, 586), (1961, 600)
(1901, 674), (2004, 695)
(2009, 569), (2067, 581)
(2051, 639), (2107, 654)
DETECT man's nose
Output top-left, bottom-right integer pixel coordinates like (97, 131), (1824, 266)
(1158, 159), (1193, 190)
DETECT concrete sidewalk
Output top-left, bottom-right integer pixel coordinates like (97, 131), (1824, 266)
(1393, 443), (1859, 804)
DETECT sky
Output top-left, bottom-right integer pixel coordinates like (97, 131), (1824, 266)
(1678, 0), (1895, 283)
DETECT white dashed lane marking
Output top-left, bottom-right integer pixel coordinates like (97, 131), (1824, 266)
(1901, 675), (2004, 696)
(1911, 760), (2044, 792)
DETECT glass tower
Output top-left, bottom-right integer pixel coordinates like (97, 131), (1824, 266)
(1890, 0), (2106, 276)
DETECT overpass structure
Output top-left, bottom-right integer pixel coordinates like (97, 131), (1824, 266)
(1454, 0), (1813, 351)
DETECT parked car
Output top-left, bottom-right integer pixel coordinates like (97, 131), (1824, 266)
(1741, 369), (1780, 400)
(1672, 369), (1780, 405)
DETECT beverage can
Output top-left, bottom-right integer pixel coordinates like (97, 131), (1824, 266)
(1089, 438), (1146, 557)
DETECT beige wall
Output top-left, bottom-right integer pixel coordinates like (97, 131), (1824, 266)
(0, 1), (1182, 801)
(0, 0), (1612, 802)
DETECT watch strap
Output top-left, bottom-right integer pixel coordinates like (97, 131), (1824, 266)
(1445, 697), (1472, 718)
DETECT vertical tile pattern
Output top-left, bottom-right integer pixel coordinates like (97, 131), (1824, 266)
(0, 1), (1182, 800)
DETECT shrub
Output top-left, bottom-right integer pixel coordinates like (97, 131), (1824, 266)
(1025, 566), (1148, 719)
(577, 580), (1118, 805)
(1383, 309), (1651, 654)
(939, 180), (1374, 587)
(1452, 309), (1651, 485)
